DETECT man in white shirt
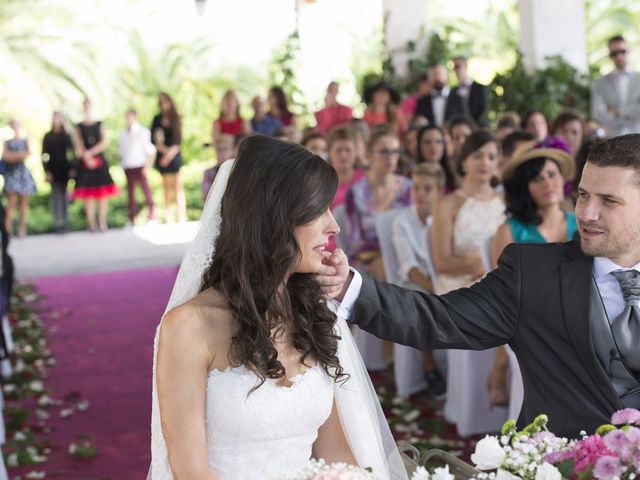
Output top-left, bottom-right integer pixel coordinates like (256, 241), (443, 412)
(119, 109), (156, 224)
(592, 35), (640, 137)
(319, 134), (640, 438)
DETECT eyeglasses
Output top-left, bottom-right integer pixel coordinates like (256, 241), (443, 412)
(610, 49), (627, 57)
(374, 148), (402, 157)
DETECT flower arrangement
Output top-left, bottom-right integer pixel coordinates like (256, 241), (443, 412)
(290, 459), (377, 479)
(468, 409), (640, 479)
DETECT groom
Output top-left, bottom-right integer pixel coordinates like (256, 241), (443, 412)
(320, 134), (640, 438)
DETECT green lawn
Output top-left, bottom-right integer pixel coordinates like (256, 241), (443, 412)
(25, 159), (211, 235)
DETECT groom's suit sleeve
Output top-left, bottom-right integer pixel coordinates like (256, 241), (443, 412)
(350, 243), (522, 351)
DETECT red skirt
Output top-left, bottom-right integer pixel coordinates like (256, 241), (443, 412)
(71, 184), (120, 200)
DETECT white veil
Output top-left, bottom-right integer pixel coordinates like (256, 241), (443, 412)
(148, 159), (407, 480)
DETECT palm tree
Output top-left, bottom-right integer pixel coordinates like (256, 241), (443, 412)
(0, 0), (103, 126)
(585, 0), (640, 75)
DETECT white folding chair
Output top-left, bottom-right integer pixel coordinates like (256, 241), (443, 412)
(376, 210), (447, 395)
(506, 345), (523, 421)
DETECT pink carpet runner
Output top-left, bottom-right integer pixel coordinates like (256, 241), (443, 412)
(13, 267), (177, 479)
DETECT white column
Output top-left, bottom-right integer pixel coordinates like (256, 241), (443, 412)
(518, 0), (588, 73)
(382, 0), (429, 77)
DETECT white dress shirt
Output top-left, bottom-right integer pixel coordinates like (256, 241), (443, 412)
(391, 206), (435, 284)
(431, 86), (450, 127)
(119, 122), (155, 170)
(592, 257), (640, 323)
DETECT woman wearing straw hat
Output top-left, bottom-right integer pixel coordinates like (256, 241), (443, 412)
(486, 146), (577, 407)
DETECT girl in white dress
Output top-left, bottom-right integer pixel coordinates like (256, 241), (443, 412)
(149, 135), (406, 480)
(431, 130), (507, 437)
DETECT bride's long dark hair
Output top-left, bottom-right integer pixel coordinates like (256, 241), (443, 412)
(202, 135), (346, 389)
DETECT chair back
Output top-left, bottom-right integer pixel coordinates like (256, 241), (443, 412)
(375, 209), (402, 285)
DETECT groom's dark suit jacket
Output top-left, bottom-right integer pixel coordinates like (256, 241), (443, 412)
(352, 240), (628, 438)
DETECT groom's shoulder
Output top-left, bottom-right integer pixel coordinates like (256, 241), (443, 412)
(511, 240), (580, 263)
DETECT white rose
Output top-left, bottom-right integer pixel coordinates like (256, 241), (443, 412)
(471, 436), (507, 470)
(495, 469), (522, 480)
(411, 466), (431, 480)
(535, 463), (561, 480)
(431, 465), (455, 480)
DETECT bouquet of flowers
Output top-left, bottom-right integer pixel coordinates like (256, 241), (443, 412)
(468, 408), (640, 479)
(291, 459), (377, 479)
(290, 459), (455, 480)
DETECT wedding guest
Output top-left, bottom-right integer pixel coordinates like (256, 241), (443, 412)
(212, 90), (251, 141)
(487, 145), (577, 407)
(328, 127), (365, 210)
(400, 73), (431, 120)
(301, 131), (328, 160)
(451, 56), (488, 126)
(119, 109), (156, 224)
(314, 82), (353, 134)
(521, 110), (549, 142)
(202, 134), (234, 200)
(250, 96), (282, 136)
(271, 128), (289, 142)
(362, 81), (407, 138)
(416, 125), (456, 192)
(431, 130), (505, 435)
(572, 140), (594, 203)
(267, 86), (297, 128)
(447, 116), (477, 160)
(499, 131), (535, 175)
(342, 121), (366, 170)
(403, 125), (421, 163)
(415, 64), (461, 128)
(592, 35), (640, 137)
(345, 125), (411, 280)
(42, 112), (74, 233)
(151, 92), (187, 223)
(495, 112), (521, 142)
(391, 163), (447, 398)
(551, 110), (584, 155)
(584, 117), (606, 140)
(71, 99), (119, 232)
(1, 119), (37, 237)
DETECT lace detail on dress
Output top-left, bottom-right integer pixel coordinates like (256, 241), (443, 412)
(435, 195), (505, 294)
(205, 363), (334, 479)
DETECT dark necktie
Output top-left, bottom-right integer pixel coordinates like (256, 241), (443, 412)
(611, 270), (640, 372)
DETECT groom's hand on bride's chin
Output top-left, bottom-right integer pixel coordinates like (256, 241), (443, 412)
(316, 248), (352, 301)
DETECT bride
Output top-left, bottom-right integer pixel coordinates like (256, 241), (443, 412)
(148, 135), (406, 479)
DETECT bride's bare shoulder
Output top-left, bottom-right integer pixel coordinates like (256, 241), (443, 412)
(160, 288), (234, 343)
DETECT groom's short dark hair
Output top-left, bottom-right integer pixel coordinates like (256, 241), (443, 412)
(587, 134), (640, 184)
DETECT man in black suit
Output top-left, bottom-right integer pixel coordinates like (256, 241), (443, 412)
(319, 135), (640, 438)
(451, 56), (488, 127)
(415, 64), (464, 128)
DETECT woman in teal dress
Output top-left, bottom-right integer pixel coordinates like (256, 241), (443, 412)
(487, 146), (576, 407)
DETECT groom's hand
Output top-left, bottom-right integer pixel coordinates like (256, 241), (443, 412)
(316, 248), (352, 301)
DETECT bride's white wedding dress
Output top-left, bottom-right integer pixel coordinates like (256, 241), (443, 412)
(205, 363), (333, 479)
(148, 159), (407, 480)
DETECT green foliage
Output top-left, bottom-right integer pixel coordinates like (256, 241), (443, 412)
(425, 33), (449, 68)
(269, 30), (308, 122)
(26, 160), (208, 234)
(490, 53), (591, 122)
